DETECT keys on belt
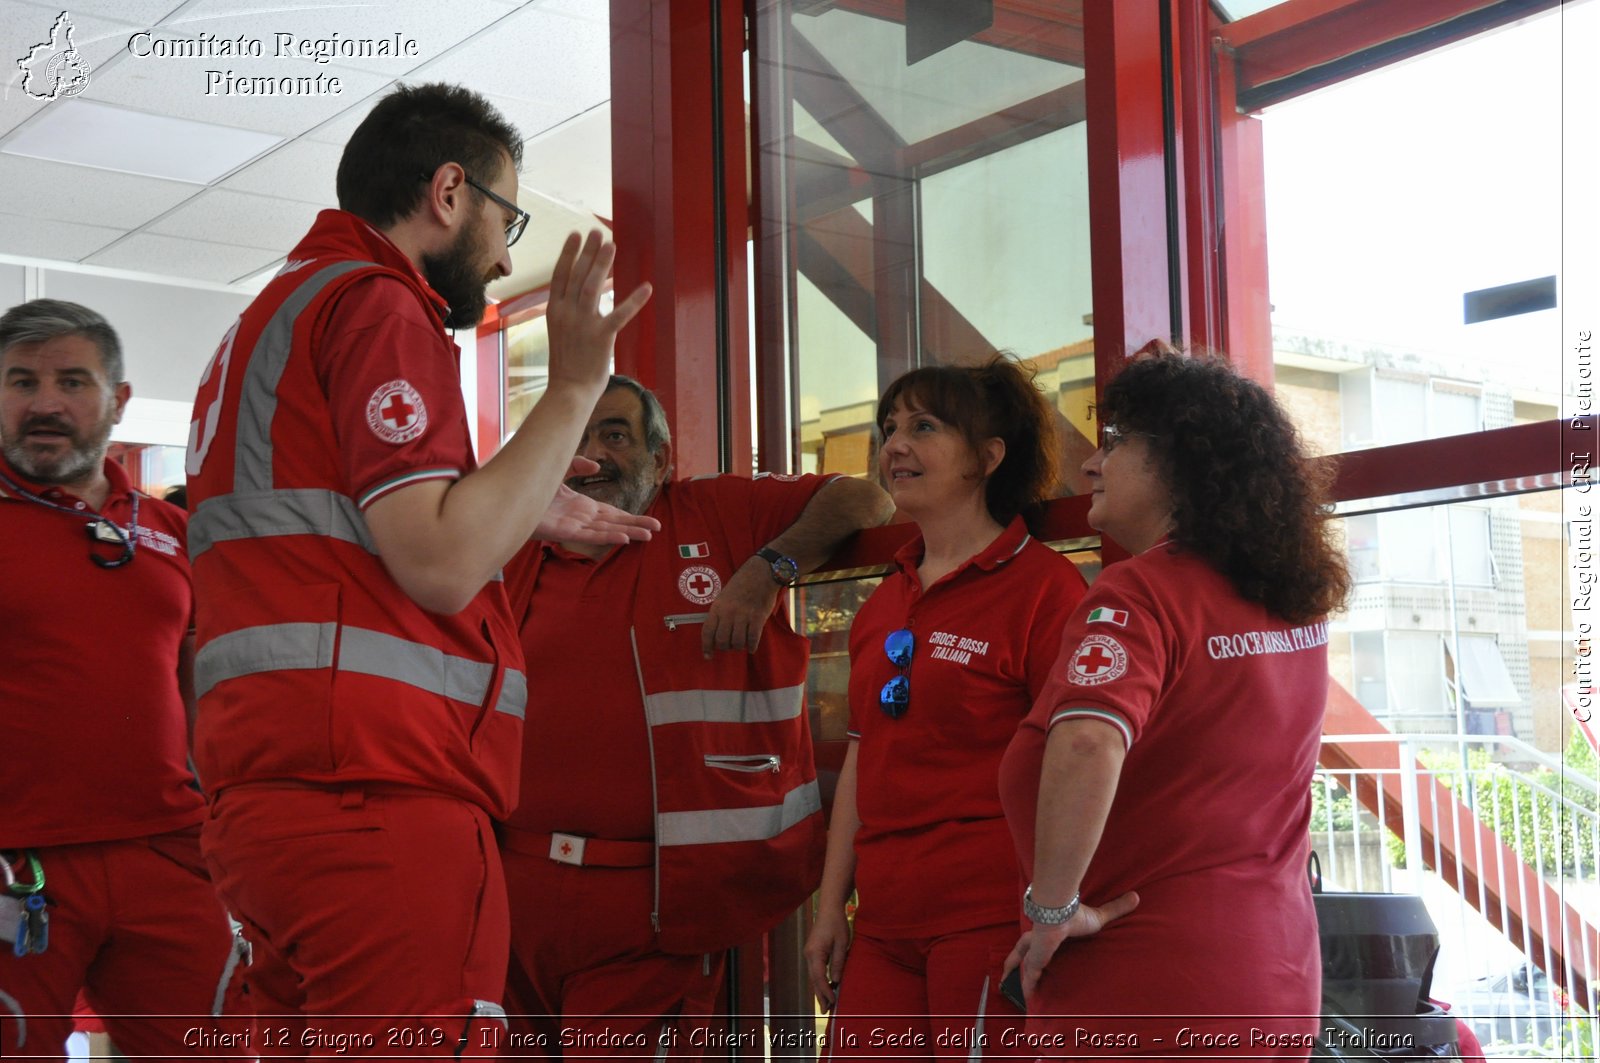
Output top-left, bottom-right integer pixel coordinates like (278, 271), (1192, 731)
(2, 851), (48, 956)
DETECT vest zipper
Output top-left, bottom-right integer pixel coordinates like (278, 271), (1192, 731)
(704, 754), (781, 773)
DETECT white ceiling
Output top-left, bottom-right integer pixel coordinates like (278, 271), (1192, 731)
(0, 0), (615, 296)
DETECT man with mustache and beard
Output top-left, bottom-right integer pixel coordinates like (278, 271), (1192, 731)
(184, 83), (657, 1054)
(0, 299), (247, 1061)
(499, 376), (893, 1055)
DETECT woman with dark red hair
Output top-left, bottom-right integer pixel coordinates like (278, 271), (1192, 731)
(1000, 350), (1350, 1054)
(805, 356), (1090, 1060)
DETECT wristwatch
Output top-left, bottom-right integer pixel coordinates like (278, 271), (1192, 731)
(1023, 885), (1080, 926)
(755, 546), (800, 587)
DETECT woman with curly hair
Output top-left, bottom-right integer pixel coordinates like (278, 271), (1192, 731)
(805, 356), (1089, 1059)
(998, 350), (1349, 1051)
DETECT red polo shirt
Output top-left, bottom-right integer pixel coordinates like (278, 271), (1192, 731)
(0, 456), (203, 848)
(306, 225), (476, 511)
(847, 516), (1086, 937)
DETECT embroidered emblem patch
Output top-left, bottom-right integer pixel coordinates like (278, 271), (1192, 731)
(678, 542), (710, 559)
(366, 380), (427, 444)
(1067, 633), (1128, 686)
(678, 564), (722, 605)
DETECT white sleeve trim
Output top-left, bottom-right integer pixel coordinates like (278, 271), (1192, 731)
(1047, 707), (1133, 751)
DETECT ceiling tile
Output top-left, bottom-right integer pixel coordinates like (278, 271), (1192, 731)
(410, 4), (608, 123)
(301, 95), (380, 146)
(85, 232), (283, 284)
(8, 0), (186, 28)
(479, 91), (584, 146)
(0, 153), (197, 227)
(164, 0), (514, 78)
(83, 51), (393, 137)
(219, 138), (343, 204)
(0, 210), (125, 261)
(147, 188), (320, 251)
(0, 4), (146, 138)
(520, 103), (610, 218)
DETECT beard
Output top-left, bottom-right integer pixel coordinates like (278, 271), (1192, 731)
(3, 410), (114, 486)
(568, 455), (660, 517)
(423, 224), (493, 330)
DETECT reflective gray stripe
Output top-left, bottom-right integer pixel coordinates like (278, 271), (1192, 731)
(657, 779), (820, 847)
(189, 487), (376, 560)
(336, 628), (526, 720)
(195, 622), (336, 698)
(195, 623), (525, 719)
(643, 684), (804, 727)
(470, 1000), (508, 1028)
(211, 919), (249, 1016)
(234, 261), (376, 493)
(497, 667), (528, 720)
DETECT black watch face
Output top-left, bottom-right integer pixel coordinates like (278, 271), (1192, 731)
(773, 556), (800, 584)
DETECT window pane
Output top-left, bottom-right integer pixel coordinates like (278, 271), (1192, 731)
(755, 4), (1094, 483)
(1262, 9), (1583, 455)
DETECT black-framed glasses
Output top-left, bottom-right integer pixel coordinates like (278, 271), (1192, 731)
(419, 170), (530, 247)
(879, 628), (914, 719)
(463, 174), (530, 247)
(1099, 423), (1136, 453)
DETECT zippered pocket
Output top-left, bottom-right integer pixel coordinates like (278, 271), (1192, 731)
(664, 612), (709, 631)
(704, 753), (781, 773)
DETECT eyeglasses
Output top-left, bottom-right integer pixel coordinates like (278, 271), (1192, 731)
(463, 174), (530, 247)
(879, 628), (914, 719)
(418, 170), (530, 247)
(1098, 423), (1140, 453)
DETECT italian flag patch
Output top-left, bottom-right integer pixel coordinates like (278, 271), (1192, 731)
(678, 542), (710, 559)
(1086, 606), (1129, 627)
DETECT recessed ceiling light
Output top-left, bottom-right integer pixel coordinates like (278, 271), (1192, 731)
(2, 99), (282, 184)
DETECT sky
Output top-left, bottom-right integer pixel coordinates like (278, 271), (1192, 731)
(1260, 1), (1597, 399)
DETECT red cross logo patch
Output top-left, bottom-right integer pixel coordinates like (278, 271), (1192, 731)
(365, 379), (428, 444)
(677, 564), (723, 605)
(1068, 633), (1128, 687)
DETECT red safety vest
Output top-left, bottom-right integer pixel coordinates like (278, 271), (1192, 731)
(518, 476), (826, 953)
(185, 221), (523, 816)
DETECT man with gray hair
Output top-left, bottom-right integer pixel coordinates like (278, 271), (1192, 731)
(0, 298), (245, 1059)
(500, 374), (894, 1053)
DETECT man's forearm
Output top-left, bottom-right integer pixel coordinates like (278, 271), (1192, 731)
(764, 477), (894, 573)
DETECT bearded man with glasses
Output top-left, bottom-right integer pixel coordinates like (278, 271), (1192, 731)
(184, 82), (657, 1054)
(499, 375), (892, 1055)
(0, 298), (247, 1061)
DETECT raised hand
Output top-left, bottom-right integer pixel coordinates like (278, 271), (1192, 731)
(545, 230), (653, 395)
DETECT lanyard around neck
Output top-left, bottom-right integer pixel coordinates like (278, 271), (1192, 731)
(0, 466), (140, 568)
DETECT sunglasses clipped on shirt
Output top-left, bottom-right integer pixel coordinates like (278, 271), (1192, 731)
(879, 628), (914, 719)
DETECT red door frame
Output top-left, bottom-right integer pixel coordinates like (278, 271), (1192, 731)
(610, 0), (752, 479)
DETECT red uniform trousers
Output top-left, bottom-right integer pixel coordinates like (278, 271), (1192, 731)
(200, 785), (508, 1058)
(0, 831), (247, 1061)
(500, 841), (723, 1060)
(825, 922), (1024, 1063)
